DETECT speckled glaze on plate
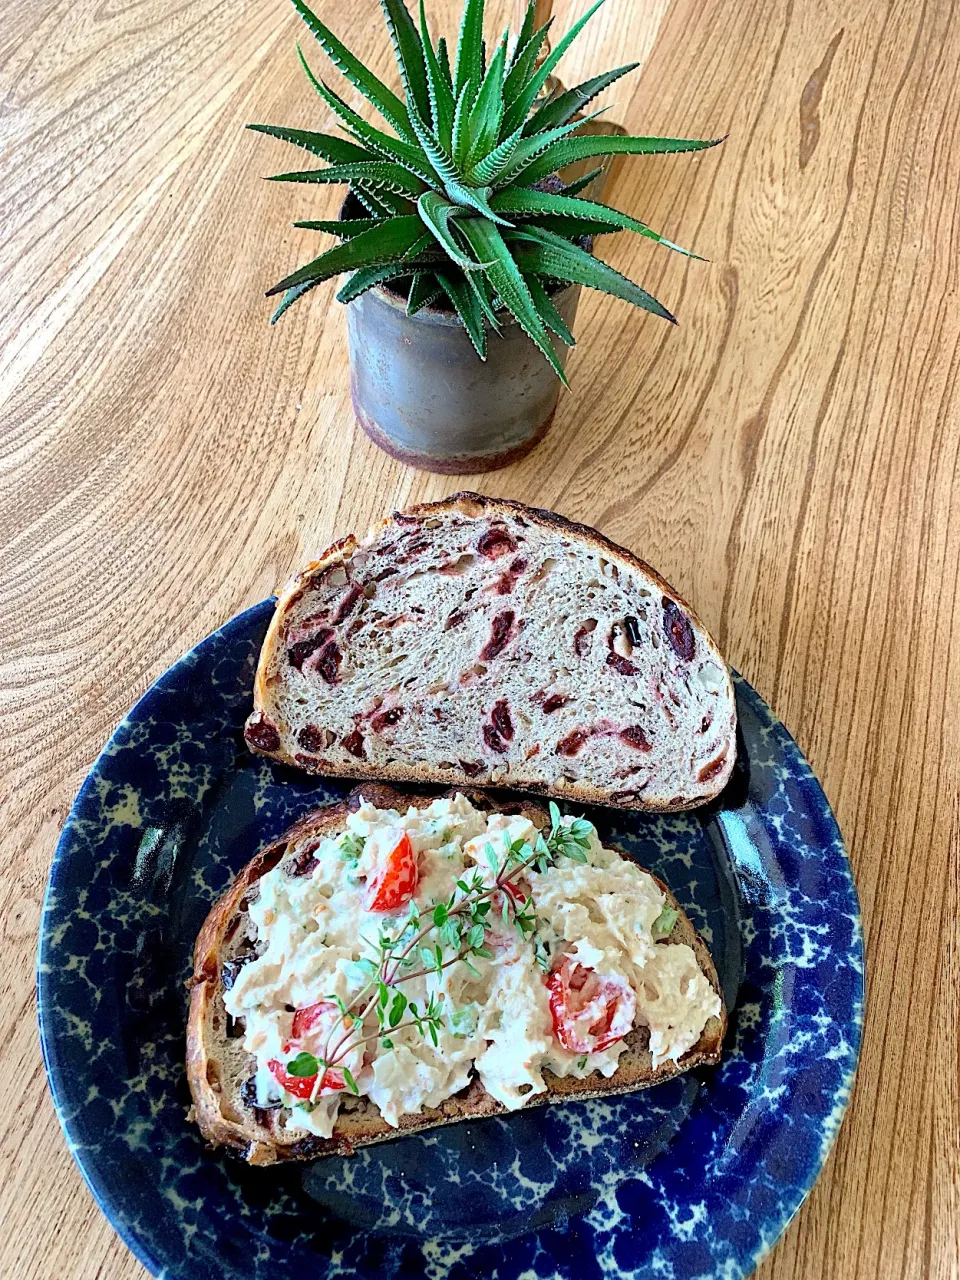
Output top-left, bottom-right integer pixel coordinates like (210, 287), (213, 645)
(38, 600), (863, 1280)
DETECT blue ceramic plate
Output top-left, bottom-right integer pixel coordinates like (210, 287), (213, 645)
(38, 600), (863, 1280)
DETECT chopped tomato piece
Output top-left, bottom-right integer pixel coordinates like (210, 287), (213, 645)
(268, 1059), (345, 1099)
(364, 831), (418, 912)
(267, 999), (347, 1098)
(545, 957), (636, 1055)
(291, 1000), (337, 1042)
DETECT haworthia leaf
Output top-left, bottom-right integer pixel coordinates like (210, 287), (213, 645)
(265, 215), (426, 295)
(458, 218), (567, 383)
(451, 79), (477, 171)
(508, 0), (536, 72)
(336, 262), (413, 304)
(490, 186), (702, 257)
(511, 226), (676, 322)
(420, 0), (455, 148)
(469, 123), (524, 185)
(407, 270), (443, 313)
(492, 110), (605, 185)
(293, 217), (379, 238)
(465, 267), (501, 330)
(291, 0), (414, 140)
(418, 191), (487, 270)
(518, 132), (723, 186)
(356, 184), (415, 215)
(407, 104), (459, 185)
(523, 214), (620, 238)
(299, 63), (437, 185)
(501, 23), (551, 115)
(559, 166), (603, 197)
(444, 179), (512, 225)
(522, 63), (640, 136)
(436, 36), (452, 89)
(526, 274), (576, 345)
(247, 122), (373, 165)
(465, 34), (507, 163)
(503, 0), (608, 135)
(270, 278), (322, 323)
(453, 0), (484, 96)
(436, 269), (487, 358)
(266, 161), (425, 196)
(379, 0), (430, 123)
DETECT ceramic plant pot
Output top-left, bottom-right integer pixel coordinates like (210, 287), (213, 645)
(346, 280), (579, 473)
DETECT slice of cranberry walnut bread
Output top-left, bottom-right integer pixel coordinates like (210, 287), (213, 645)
(244, 493), (736, 811)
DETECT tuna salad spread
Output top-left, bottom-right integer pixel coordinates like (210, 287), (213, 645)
(223, 793), (721, 1138)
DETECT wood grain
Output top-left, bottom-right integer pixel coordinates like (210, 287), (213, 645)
(2, 0), (958, 1276)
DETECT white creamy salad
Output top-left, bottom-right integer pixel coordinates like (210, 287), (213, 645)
(223, 794), (720, 1139)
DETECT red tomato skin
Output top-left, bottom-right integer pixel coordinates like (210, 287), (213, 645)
(291, 1000), (337, 1042)
(545, 959), (636, 1055)
(268, 1060), (345, 1099)
(364, 832), (418, 912)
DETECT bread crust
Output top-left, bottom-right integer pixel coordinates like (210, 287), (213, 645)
(247, 493), (736, 812)
(186, 785), (727, 1165)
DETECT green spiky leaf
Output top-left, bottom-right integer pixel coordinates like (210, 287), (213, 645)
(270, 278), (322, 324)
(522, 63), (640, 135)
(501, 22), (551, 114)
(266, 215), (426, 296)
(300, 63), (437, 185)
(518, 132), (723, 186)
(407, 270), (443, 313)
(511, 225), (676, 322)
(294, 217), (379, 238)
(508, 0), (536, 71)
(407, 104), (459, 185)
(380, 0), (431, 123)
(291, 0), (414, 140)
(436, 270), (486, 358)
(418, 191), (487, 270)
(436, 35), (453, 88)
(526, 275), (576, 345)
(444, 180), (512, 225)
(464, 33), (507, 162)
(491, 186), (702, 257)
(247, 122), (374, 165)
(491, 110), (606, 185)
(336, 262), (414, 303)
(502, 0), (607, 135)
(458, 218), (567, 384)
(420, 0), (455, 148)
(453, 0), (484, 95)
(266, 161), (426, 196)
(558, 166), (604, 197)
(451, 79), (478, 170)
(470, 123), (524, 185)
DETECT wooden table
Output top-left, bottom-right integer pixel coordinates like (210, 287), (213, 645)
(3, 0), (958, 1275)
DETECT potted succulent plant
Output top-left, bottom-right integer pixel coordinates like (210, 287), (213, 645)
(251, 0), (719, 472)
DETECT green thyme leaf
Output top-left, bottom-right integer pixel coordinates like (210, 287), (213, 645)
(577, 1055), (588, 1070)
(341, 1065), (360, 1094)
(286, 1051), (319, 1077)
(388, 991), (408, 1027)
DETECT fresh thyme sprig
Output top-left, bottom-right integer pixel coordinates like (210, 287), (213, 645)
(292, 804), (593, 1100)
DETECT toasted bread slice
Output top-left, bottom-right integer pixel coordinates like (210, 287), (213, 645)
(186, 785), (727, 1164)
(243, 493), (736, 812)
